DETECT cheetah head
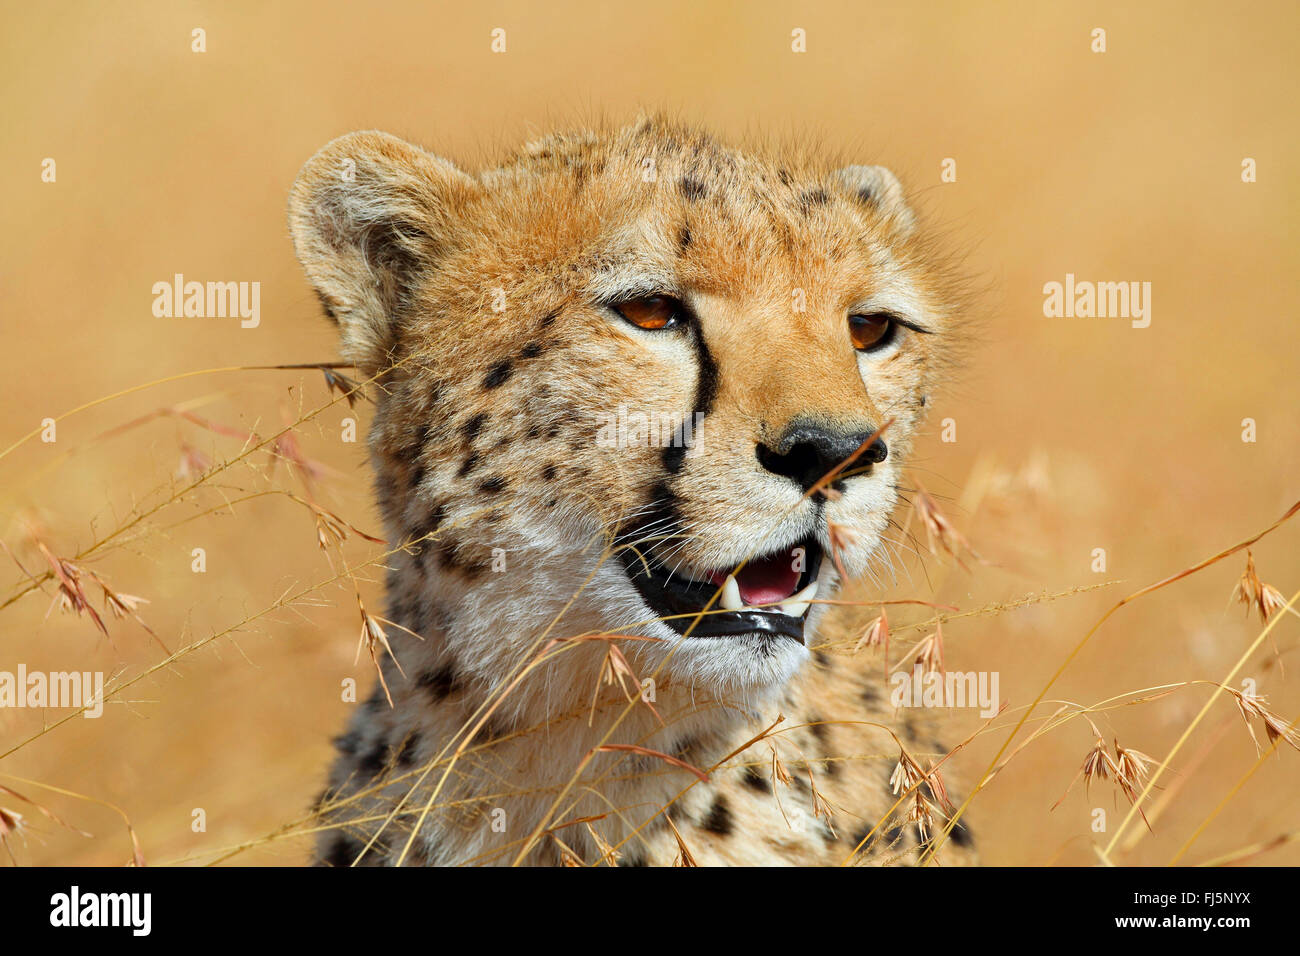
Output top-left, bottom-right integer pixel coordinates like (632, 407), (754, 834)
(289, 119), (959, 713)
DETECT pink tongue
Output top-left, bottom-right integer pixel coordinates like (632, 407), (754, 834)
(711, 549), (802, 606)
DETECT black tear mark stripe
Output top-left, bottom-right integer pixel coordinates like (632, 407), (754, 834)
(659, 317), (718, 476)
(690, 321), (719, 415)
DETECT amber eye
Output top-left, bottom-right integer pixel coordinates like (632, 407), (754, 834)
(613, 295), (684, 330)
(849, 312), (897, 351)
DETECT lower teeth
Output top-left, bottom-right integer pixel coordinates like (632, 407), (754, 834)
(716, 576), (819, 617)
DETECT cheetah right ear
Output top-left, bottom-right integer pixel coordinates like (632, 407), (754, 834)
(288, 130), (478, 375)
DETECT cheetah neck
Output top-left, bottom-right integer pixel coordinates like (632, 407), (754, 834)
(369, 548), (774, 864)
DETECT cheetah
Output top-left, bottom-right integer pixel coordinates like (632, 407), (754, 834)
(288, 116), (977, 866)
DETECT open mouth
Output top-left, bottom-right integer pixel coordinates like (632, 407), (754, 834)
(618, 536), (823, 642)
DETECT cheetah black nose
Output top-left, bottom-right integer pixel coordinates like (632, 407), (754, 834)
(757, 421), (887, 493)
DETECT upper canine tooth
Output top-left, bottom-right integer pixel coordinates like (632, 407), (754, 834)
(720, 574), (743, 611)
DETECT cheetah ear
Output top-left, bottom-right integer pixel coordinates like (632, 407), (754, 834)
(830, 165), (916, 236)
(288, 130), (478, 375)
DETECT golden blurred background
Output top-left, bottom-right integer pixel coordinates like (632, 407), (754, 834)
(1, 0), (1297, 866)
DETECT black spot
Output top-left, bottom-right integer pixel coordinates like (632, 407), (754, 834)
(417, 664), (460, 701)
(409, 464), (425, 491)
(742, 765), (772, 794)
(540, 310), (559, 328)
(483, 359), (513, 389)
(457, 453), (479, 478)
(851, 825), (873, 851)
(777, 168), (793, 186)
(462, 412), (489, 442)
(438, 540), (489, 577)
(541, 463), (558, 481)
(526, 424), (543, 440)
(410, 503), (446, 552)
(357, 737), (388, 776)
(902, 713), (920, 744)
(314, 289), (340, 324)
(798, 188), (831, 214)
(814, 650), (831, 669)
(699, 796), (733, 836)
(478, 475), (507, 494)
(807, 716), (829, 746)
(680, 177), (707, 201)
(394, 730), (421, 766)
(519, 342), (543, 359)
(321, 835), (362, 867)
(678, 224), (692, 249)
(950, 818), (975, 848)
(861, 681), (882, 706)
(672, 735), (700, 760)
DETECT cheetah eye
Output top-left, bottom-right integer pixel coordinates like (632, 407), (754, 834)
(849, 312), (897, 352)
(612, 295), (685, 331)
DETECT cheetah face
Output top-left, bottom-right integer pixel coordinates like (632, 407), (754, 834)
(289, 120), (958, 699)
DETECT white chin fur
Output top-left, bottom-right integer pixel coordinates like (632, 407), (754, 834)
(630, 616), (810, 701)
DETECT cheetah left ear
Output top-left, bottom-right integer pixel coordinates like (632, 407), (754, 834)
(288, 130), (479, 376)
(831, 165), (916, 236)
